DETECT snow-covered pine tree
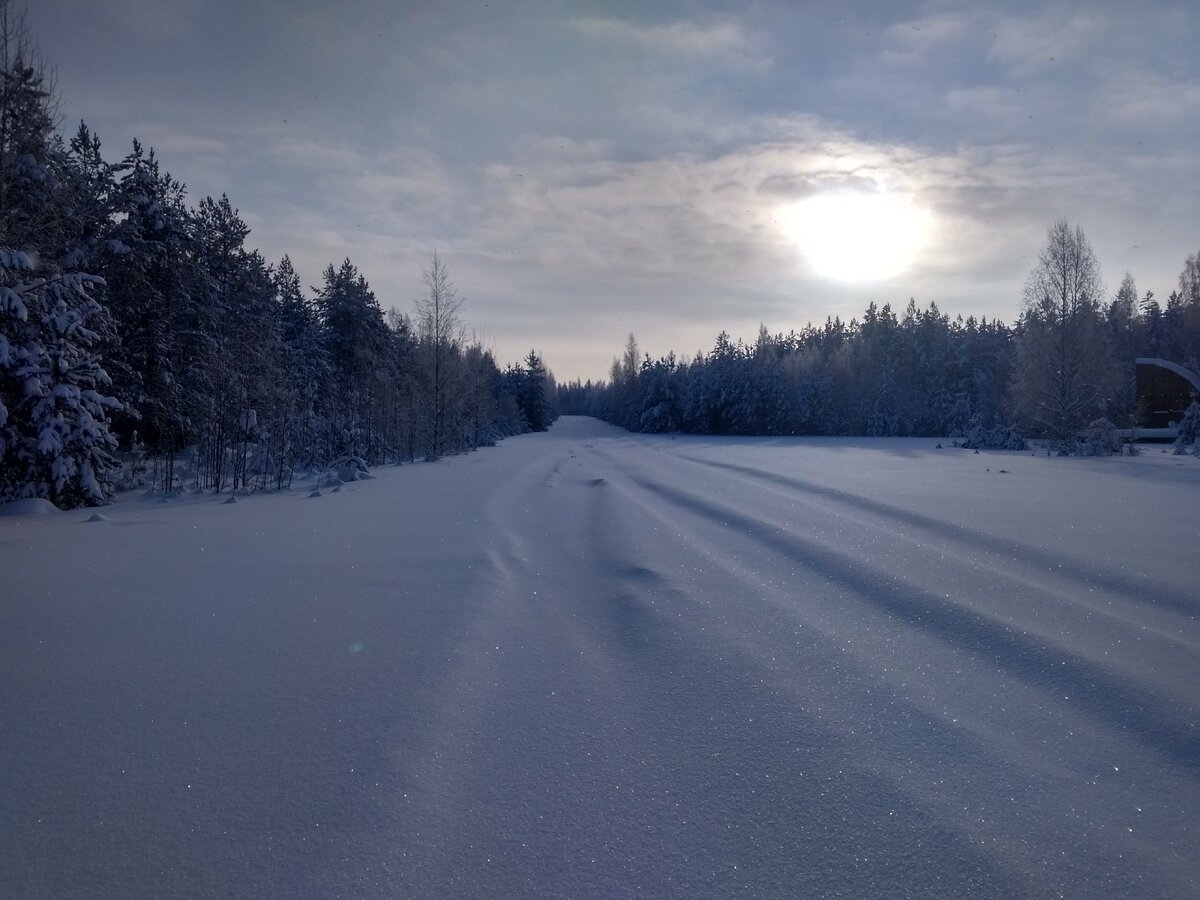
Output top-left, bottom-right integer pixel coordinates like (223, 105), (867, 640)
(0, 3), (60, 254)
(460, 342), (501, 449)
(99, 140), (202, 488)
(269, 255), (329, 480)
(315, 258), (390, 461)
(520, 349), (550, 432)
(380, 306), (419, 461)
(0, 248), (121, 506)
(637, 355), (682, 434)
(60, 122), (117, 271)
(191, 194), (278, 491)
(1173, 400), (1200, 456)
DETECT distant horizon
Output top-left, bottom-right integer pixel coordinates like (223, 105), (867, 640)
(29, 0), (1200, 382)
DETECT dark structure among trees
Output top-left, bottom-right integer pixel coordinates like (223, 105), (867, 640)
(1136, 358), (1200, 433)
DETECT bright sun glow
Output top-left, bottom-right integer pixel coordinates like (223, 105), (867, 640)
(777, 191), (933, 282)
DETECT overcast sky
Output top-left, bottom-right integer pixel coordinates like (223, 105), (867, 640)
(30, 0), (1200, 381)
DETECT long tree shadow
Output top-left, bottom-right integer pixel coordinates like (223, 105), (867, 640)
(628, 473), (1200, 775)
(674, 453), (1199, 618)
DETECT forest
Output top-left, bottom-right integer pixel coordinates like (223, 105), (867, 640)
(562, 225), (1200, 450)
(5, 6), (1200, 511)
(0, 12), (556, 509)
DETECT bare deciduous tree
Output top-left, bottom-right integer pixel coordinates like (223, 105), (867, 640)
(1013, 219), (1117, 443)
(415, 251), (465, 458)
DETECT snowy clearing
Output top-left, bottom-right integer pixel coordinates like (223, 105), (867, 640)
(2, 416), (1199, 898)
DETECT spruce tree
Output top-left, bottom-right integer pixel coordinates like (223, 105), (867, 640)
(0, 249), (121, 506)
(521, 349), (549, 432)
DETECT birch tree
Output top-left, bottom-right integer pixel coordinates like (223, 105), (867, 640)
(415, 251), (464, 458)
(1012, 219), (1117, 443)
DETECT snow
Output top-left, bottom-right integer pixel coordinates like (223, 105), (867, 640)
(0, 497), (60, 516)
(2, 416), (1198, 898)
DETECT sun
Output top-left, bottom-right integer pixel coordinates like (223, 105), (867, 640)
(777, 191), (933, 282)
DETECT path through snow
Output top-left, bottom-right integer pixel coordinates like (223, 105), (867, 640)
(2, 417), (1198, 897)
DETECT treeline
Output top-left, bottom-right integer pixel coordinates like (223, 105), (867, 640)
(564, 223), (1200, 445)
(562, 309), (1016, 437)
(0, 13), (555, 507)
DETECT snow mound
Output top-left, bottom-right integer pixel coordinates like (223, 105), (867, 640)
(85, 513), (109, 523)
(0, 498), (60, 517)
(222, 495), (239, 505)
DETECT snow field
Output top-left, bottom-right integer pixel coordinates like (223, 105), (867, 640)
(2, 416), (1198, 898)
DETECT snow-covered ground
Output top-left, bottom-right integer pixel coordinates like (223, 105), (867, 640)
(2, 416), (1198, 898)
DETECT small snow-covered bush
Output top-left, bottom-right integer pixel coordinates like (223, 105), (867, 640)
(639, 402), (679, 434)
(958, 425), (986, 449)
(1079, 418), (1121, 457)
(1173, 401), (1200, 456)
(319, 455), (370, 486)
(961, 423), (1027, 451)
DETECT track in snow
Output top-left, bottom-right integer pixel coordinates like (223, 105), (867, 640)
(2, 416), (1198, 898)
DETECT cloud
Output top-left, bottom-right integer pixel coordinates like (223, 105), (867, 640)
(216, 99), (1187, 380)
(124, 123), (230, 161)
(460, 124), (966, 319)
(943, 84), (1041, 130)
(1096, 72), (1200, 127)
(570, 15), (767, 68)
(96, 0), (215, 38)
(265, 137), (366, 172)
(510, 135), (617, 168)
(880, 11), (975, 65)
(33, 0), (1198, 382)
(988, 6), (1105, 75)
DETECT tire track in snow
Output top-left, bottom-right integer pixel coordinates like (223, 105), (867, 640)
(625, 443), (1200, 690)
(612, 468), (1200, 775)
(643, 448), (1200, 665)
(668, 453), (1198, 618)
(412, 426), (1196, 896)
(395, 440), (1031, 897)
(571, 439), (1198, 895)
(538, 454), (1031, 897)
